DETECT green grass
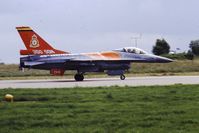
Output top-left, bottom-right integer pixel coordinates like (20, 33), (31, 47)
(131, 59), (199, 74)
(0, 85), (199, 133)
(0, 64), (50, 77)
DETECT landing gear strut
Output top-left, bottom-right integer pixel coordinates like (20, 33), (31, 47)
(74, 73), (84, 81)
(120, 74), (125, 80)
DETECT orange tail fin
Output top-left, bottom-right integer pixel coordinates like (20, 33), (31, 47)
(16, 26), (69, 55)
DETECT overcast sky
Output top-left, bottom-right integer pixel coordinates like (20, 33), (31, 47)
(1, 0), (199, 63)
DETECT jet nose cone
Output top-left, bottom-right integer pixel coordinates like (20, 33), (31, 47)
(157, 56), (174, 63)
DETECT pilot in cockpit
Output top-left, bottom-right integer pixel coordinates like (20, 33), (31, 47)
(117, 47), (147, 54)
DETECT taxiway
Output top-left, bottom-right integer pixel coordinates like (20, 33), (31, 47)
(0, 76), (199, 89)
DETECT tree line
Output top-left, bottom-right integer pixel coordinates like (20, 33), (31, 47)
(152, 39), (199, 60)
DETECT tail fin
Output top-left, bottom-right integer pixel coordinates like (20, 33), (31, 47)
(16, 26), (69, 55)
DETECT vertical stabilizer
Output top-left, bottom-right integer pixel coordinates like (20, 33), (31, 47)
(16, 26), (68, 55)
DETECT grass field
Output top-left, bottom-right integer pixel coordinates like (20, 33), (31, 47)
(0, 85), (199, 133)
(1, 58), (199, 80)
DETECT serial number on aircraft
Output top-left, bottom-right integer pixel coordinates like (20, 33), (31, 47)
(32, 50), (55, 54)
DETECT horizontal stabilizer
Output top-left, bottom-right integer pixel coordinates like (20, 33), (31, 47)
(24, 61), (45, 66)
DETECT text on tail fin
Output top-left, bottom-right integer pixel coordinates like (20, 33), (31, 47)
(16, 26), (68, 55)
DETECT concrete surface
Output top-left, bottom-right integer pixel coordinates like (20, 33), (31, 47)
(0, 76), (199, 89)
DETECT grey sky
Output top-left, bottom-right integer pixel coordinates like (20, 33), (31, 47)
(1, 0), (199, 63)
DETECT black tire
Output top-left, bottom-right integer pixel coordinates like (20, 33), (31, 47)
(74, 74), (84, 81)
(120, 74), (125, 80)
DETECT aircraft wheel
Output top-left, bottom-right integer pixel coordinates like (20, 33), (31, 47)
(74, 74), (84, 81)
(120, 74), (125, 80)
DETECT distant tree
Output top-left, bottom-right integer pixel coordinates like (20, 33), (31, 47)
(185, 50), (194, 60)
(152, 39), (170, 55)
(189, 40), (199, 55)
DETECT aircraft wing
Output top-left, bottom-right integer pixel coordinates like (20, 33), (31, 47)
(69, 58), (142, 62)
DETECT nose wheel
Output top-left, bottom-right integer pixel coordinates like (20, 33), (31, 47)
(120, 74), (125, 80)
(74, 74), (84, 81)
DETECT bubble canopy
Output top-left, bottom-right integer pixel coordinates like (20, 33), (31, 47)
(114, 47), (148, 54)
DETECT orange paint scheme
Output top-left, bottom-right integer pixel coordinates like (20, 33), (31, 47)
(20, 49), (34, 55)
(16, 27), (68, 55)
(85, 51), (120, 60)
(101, 51), (120, 60)
(85, 53), (105, 59)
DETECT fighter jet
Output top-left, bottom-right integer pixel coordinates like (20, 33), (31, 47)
(17, 26), (173, 81)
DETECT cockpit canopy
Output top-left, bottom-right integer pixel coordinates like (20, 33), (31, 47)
(114, 47), (148, 54)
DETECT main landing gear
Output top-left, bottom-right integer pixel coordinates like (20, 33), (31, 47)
(120, 74), (125, 80)
(74, 73), (84, 81)
(74, 73), (125, 81)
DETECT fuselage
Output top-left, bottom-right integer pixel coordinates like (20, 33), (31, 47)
(20, 48), (173, 73)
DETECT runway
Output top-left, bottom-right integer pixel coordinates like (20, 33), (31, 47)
(0, 76), (199, 89)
